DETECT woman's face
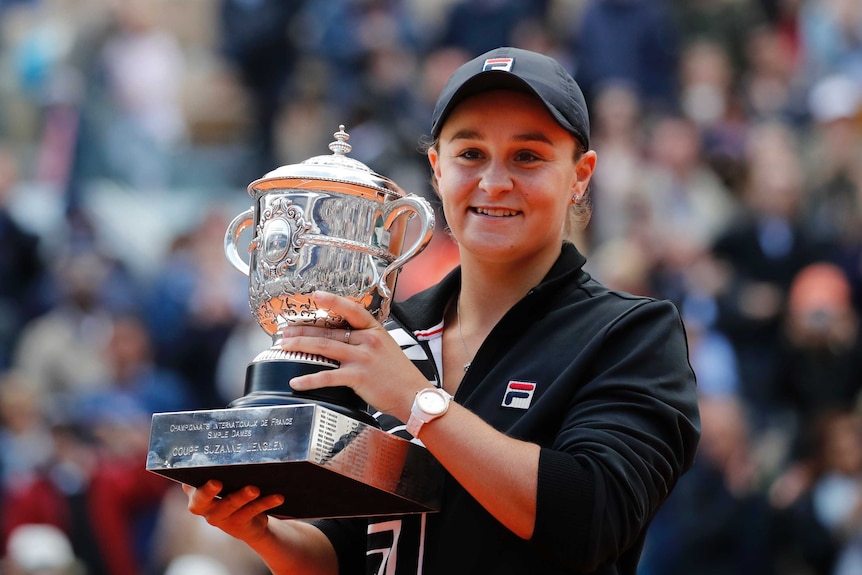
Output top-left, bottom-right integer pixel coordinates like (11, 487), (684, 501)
(429, 89), (594, 266)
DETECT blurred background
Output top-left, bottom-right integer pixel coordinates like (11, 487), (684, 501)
(0, 0), (860, 574)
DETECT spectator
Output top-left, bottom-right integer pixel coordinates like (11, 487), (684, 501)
(586, 81), (649, 248)
(774, 263), (862, 456)
(640, 394), (779, 575)
(802, 74), (862, 279)
(678, 38), (750, 191)
(433, 0), (545, 57)
(0, 145), (46, 369)
(669, 0), (769, 72)
(144, 208), (248, 409)
(0, 371), (53, 492)
(568, 0), (679, 114)
(218, 0), (306, 176)
(98, 0), (187, 189)
(0, 416), (169, 575)
(741, 24), (806, 123)
(72, 313), (198, 419)
(682, 289), (743, 400)
(798, 0), (862, 84)
(640, 113), (739, 269)
(769, 409), (862, 574)
(710, 121), (824, 418)
(12, 246), (117, 406)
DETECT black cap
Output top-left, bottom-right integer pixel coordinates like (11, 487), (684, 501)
(431, 47), (590, 148)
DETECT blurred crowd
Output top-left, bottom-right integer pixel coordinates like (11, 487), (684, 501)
(0, 0), (860, 574)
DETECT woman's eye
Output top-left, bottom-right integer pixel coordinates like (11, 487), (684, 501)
(458, 149), (482, 160)
(515, 151), (541, 162)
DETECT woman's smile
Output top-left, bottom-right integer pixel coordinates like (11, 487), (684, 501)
(471, 206), (521, 217)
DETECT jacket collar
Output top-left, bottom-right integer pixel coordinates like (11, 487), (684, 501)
(392, 242), (588, 332)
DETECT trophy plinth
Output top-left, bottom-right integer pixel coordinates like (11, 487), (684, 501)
(229, 361), (379, 427)
(147, 404), (443, 519)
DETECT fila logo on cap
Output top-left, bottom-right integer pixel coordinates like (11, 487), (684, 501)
(502, 380), (536, 409)
(483, 57), (514, 72)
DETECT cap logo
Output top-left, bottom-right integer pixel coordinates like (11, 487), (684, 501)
(483, 57), (514, 72)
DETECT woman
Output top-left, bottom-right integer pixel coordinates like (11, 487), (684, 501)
(185, 47), (701, 574)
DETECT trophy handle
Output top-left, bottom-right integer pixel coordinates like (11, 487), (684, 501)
(225, 208), (254, 276)
(379, 195), (435, 297)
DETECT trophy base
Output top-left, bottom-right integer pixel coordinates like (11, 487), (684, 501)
(231, 359), (380, 428)
(146, 403), (442, 519)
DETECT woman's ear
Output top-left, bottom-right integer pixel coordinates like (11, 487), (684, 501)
(427, 146), (442, 196)
(571, 150), (597, 198)
(428, 146), (440, 174)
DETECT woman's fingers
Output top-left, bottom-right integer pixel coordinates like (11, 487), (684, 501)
(275, 290), (414, 409)
(185, 480), (285, 541)
(204, 485), (262, 522)
(310, 290), (380, 330)
(186, 480), (223, 513)
(278, 292), (387, 369)
(186, 481), (284, 518)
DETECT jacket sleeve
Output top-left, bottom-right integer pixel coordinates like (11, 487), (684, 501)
(532, 298), (701, 571)
(310, 517), (367, 574)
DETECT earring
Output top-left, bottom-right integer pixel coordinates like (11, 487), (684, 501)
(571, 194), (580, 203)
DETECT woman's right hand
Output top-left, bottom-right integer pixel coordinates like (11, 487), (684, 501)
(184, 480), (285, 544)
(184, 480), (340, 575)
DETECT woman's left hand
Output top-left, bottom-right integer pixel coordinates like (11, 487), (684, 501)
(278, 291), (423, 421)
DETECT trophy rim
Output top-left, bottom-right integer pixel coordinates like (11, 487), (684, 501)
(247, 124), (406, 201)
(247, 174), (405, 201)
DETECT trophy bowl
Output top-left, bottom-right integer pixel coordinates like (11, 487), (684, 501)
(146, 126), (443, 519)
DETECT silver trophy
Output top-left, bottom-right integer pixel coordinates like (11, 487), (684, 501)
(223, 125), (434, 422)
(147, 126), (442, 519)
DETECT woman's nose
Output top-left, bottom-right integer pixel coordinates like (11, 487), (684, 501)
(478, 160), (513, 195)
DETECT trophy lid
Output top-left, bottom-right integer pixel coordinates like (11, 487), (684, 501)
(247, 125), (404, 199)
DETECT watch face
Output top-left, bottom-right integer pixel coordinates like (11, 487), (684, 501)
(418, 390), (447, 414)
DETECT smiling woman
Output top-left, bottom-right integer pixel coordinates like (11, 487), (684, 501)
(184, 46), (700, 575)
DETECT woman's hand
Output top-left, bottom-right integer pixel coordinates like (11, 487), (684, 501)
(279, 291), (426, 421)
(184, 480), (284, 545)
(184, 480), (340, 574)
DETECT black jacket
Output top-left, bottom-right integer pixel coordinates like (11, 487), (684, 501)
(315, 243), (701, 574)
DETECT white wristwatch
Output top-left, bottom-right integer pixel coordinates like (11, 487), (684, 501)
(406, 387), (452, 437)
